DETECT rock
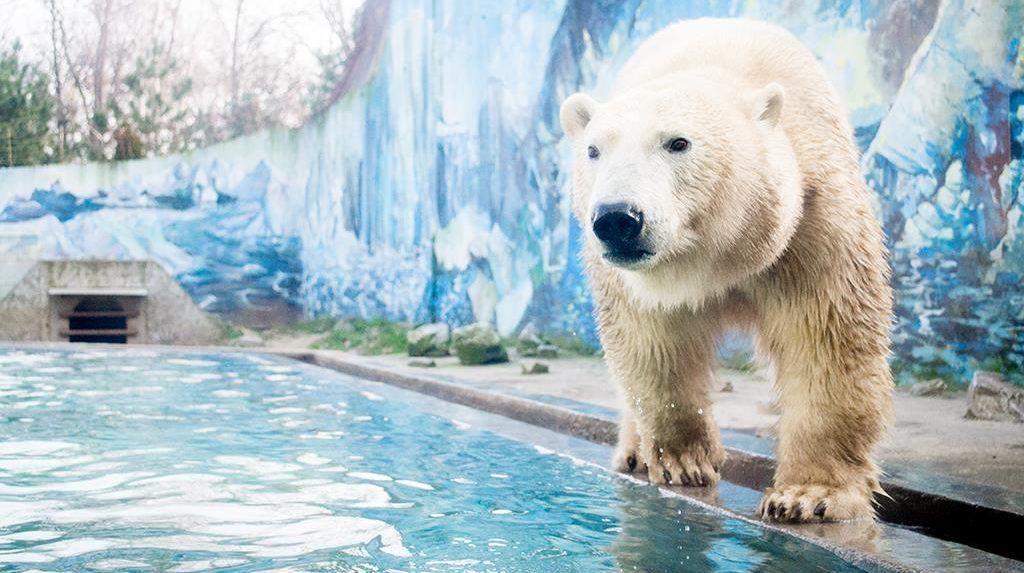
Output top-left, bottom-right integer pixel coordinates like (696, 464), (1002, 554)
(236, 333), (263, 347)
(535, 344), (559, 359)
(407, 323), (451, 357)
(408, 358), (436, 368)
(451, 323), (509, 365)
(517, 322), (544, 356)
(719, 380), (734, 393)
(965, 371), (1023, 423)
(521, 360), (550, 375)
(909, 378), (946, 397)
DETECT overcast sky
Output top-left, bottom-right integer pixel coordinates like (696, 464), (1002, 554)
(0, 0), (365, 79)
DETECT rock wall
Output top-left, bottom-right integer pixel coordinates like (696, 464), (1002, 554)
(0, 0), (1020, 384)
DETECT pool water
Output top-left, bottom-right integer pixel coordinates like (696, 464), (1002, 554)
(0, 347), (862, 572)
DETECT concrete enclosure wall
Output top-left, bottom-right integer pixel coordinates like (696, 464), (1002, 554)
(0, 0), (1021, 385)
(0, 261), (221, 345)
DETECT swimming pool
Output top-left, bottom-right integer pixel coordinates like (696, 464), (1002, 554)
(0, 346), (863, 572)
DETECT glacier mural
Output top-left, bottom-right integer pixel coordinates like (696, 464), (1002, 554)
(0, 0), (1021, 385)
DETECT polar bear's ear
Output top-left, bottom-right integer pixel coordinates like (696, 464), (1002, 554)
(560, 93), (598, 140)
(748, 83), (785, 128)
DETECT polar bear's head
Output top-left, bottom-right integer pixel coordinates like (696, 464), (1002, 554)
(560, 69), (803, 309)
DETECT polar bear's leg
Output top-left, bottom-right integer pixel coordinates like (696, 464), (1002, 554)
(755, 294), (891, 522)
(612, 407), (641, 473)
(601, 306), (727, 487)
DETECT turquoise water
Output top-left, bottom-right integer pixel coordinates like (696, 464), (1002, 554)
(0, 347), (862, 572)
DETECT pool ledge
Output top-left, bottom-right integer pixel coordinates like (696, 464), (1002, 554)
(273, 348), (1023, 572)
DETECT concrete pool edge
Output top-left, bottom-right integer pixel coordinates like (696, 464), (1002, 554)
(277, 349), (1024, 570)
(1, 341), (1021, 571)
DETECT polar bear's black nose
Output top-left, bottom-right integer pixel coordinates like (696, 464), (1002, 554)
(593, 202), (644, 249)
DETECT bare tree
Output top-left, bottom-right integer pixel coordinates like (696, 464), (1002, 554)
(46, 0), (67, 159)
(28, 0), (365, 162)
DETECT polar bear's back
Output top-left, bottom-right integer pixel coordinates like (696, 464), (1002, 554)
(615, 18), (861, 190)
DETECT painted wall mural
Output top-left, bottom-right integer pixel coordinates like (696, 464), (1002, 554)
(0, 0), (1021, 385)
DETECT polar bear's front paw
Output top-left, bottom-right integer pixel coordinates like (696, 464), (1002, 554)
(641, 442), (723, 487)
(758, 484), (874, 523)
(612, 446), (641, 473)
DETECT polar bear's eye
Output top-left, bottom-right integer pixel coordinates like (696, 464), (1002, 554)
(666, 137), (691, 153)
(587, 145), (600, 159)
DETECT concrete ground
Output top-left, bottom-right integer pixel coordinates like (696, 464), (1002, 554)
(357, 353), (1024, 496)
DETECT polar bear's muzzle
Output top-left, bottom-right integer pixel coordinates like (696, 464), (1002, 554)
(592, 201), (654, 267)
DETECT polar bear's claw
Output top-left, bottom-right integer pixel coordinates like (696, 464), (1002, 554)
(759, 484), (874, 523)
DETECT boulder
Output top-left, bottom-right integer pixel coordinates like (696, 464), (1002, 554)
(521, 360), (549, 375)
(909, 378), (946, 397)
(517, 323), (544, 356)
(965, 371), (1023, 423)
(407, 323), (451, 357)
(452, 323), (509, 365)
(536, 344), (559, 359)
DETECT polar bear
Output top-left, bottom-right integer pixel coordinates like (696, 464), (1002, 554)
(559, 18), (893, 522)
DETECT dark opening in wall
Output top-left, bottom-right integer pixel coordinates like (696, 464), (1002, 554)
(66, 296), (131, 343)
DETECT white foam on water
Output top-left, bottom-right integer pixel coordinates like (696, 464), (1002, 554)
(396, 479), (434, 491)
(89, 474), (230, 502)
(123, 386), (163, 393)
(298, 431), (344, 440)
(451, 478), (475, 485)
(168, 558), (248, 572)
(68, 352), (107, 360)
(261, 473), (299, 481)
(48, 500), (328, 528)
(30, 537), (117, 558)
(491, 509), (513, 515)
(275, 418), (310, 428)
(0, 472), (153, 495)
(198, 515), (410, 558)
(268, 407), (305, 414)
(0, 353), (55, 366)
(451, 419), (472, 430)
(214, 456), (302, 474)
(0, 455), (97, 473)
(291, 479), (332, 486)
(240, 482), (394, 508)
(102, 448), (174, 459)
(180, 373), (222, 384)
(359, 391), (384, 402)
(211, 390), (249, 398)
(0, 441), (80, 456)
(0, 531), (63, 543)
(166, 359), (219, 367)
(259, 365), (296, 373)
(347, 471), (392, 482)
(352, 416), (372, 422)
(316, 465), (348, 473)
(265, 374), (299, 382)
(490, 473), (509, 479)
(296, 453), (330, 466)
(263, 395), (298, 404)
(427, 560), (481, 567)
(192, 427), (218, 434)
(86, 558), (151, 570)
(34, 367), (73, 374)
(0, 552), (54, 564)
